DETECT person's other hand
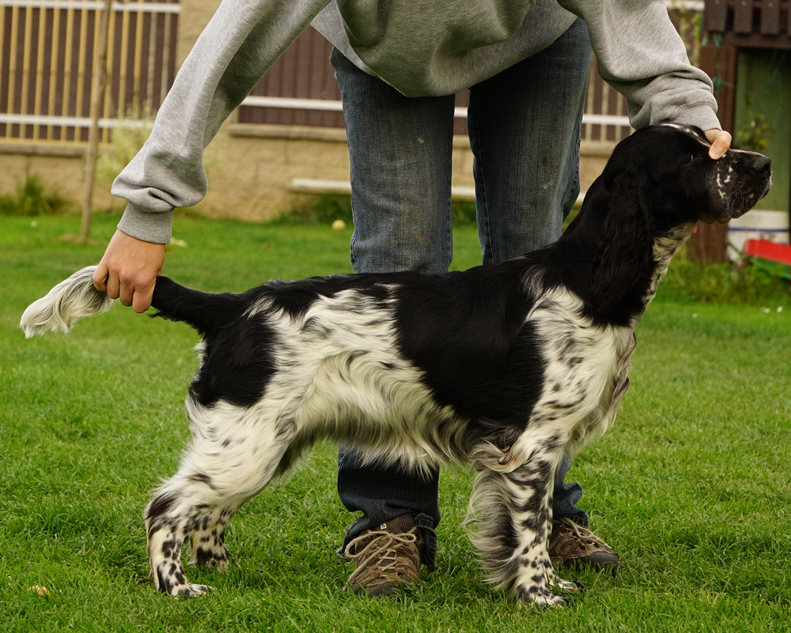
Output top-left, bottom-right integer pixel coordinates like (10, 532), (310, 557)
(705, 129), (732, 160)
(93, 230), (166, 313)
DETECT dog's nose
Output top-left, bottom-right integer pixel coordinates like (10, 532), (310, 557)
(750, 154), (771, 174)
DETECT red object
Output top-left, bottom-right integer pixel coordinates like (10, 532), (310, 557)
(743, 239), (791, 266)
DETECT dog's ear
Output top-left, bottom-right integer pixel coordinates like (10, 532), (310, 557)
(589, 171), (655, 321)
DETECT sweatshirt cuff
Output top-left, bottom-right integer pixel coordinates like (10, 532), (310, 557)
(117, 203), (174, 244)
(667, 104), (722, 133)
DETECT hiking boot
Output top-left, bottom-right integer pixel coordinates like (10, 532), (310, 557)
(548, 517), (620, 574)
(344, 513), (423, 597)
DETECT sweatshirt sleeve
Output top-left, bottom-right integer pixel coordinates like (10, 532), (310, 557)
(557, 0), (720, 134)
(113, 0), (331, 244)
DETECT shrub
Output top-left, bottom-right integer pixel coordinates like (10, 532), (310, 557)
(0, 174), (70, 216)
(269, 194), (353, 226)
(660, 252), (790, 304)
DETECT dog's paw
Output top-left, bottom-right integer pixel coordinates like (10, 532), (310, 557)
(154, 561), (214, 598)
(532, 593), (571, 608)
(550, 576), (581, 593)
(514, 584), (571, 608)
(176, 583), (213, 599)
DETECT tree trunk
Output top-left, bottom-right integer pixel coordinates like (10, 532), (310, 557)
(688, 222), (728, 265)
(81, 0), (113, 241)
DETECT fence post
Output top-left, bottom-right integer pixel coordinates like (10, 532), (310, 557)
(81, 0), (113, 241)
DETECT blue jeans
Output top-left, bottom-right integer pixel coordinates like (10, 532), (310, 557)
(331, 19), (593, 566)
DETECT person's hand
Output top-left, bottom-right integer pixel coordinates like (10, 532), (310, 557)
(93, 230), (166, 313)
(705, 129), (732, 160)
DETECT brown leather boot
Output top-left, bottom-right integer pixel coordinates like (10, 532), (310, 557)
(344, 514), (423, 597)
(548, 517), (620, 573)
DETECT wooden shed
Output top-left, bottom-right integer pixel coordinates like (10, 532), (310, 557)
(698, 0), (791, 261)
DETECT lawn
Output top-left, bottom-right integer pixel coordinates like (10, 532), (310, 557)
(1, 214), (789, 632)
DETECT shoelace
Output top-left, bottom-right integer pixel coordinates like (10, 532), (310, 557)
(345, 530), (418, 583)
(550, 518), (608, 551)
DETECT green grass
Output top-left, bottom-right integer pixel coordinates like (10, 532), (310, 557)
(1, 214), (790, 632)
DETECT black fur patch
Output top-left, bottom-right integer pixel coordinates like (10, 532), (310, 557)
(146, 493), (176, 521)
(188, 309), (277, 408)
(393, 259), (544, 443)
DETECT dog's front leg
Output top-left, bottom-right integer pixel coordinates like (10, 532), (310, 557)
(145, 492), (214, 598)
(468, 453), (576, 607)
(187, 501), (242, 570)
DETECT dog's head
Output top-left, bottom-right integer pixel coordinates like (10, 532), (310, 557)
(561, 125), (771, 323)
(599, 124), (771, 230)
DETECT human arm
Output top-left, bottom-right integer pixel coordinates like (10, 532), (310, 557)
(112, 0), (331, 245)
(557, 0), (721, 134)
(97, 0), (331, 312)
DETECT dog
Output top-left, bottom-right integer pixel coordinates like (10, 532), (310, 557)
(21, 125), (771, 606)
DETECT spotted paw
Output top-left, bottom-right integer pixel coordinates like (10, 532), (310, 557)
(550, 577), (581, 593)
(515, 585), (571, 607)
(529, 592), (570, 608)
(175, 583), (212, 599)
(546, 594), (571, 607)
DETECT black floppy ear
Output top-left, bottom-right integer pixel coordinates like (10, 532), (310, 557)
(589, 171), (655, 322)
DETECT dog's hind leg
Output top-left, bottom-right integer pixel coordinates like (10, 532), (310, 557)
(145, 407), (296, 597)
(467, 448), (576, 607)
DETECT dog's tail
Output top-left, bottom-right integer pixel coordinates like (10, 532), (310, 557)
(151, 276), (247, 336)
(21, 266), (247, 339)
(20, 266), (114, 338)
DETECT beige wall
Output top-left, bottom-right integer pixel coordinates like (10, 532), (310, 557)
(0, 134), (612, 221)
(198, 126), (617, 221)
(177, 0), (222, 67)
(0, 0), (614, 221)
(0, 144), (116, 211)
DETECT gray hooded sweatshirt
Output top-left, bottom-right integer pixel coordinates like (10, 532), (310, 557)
(113, 0), (720, 243)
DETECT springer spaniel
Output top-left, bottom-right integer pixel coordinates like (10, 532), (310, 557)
(21, 125), (771, 606)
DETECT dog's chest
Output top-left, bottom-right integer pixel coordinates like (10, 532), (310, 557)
(528, 289), (636, 435)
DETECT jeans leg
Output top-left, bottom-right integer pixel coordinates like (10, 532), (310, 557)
(331, 47), (453, 563)
(332, 47), (455, 275)
(468, 18), (591, 263)
(467, 19), (593, 524)
(553, 457), (588, 528)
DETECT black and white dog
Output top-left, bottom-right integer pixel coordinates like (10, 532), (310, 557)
(21, 125), (770, 606)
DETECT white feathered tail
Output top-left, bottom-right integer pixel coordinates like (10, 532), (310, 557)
(20, 266), (114, 338)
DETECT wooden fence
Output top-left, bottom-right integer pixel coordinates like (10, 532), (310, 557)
(238, 26), (633, 144)
(0, 0), (179, 143)
(3, 3), (733, 148)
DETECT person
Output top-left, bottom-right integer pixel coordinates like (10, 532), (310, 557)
(93, 0), (732, 597)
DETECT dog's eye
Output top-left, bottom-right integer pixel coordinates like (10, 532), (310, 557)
(682, 154), (696, 166)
